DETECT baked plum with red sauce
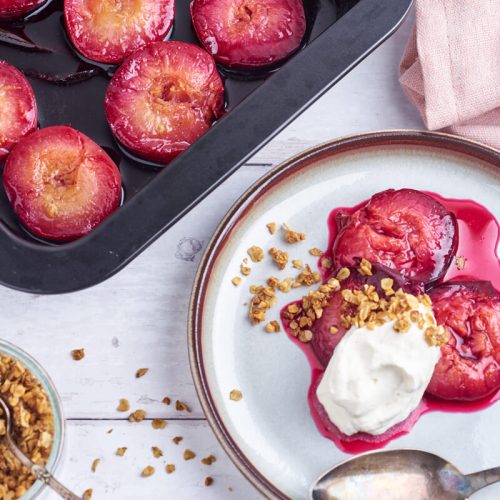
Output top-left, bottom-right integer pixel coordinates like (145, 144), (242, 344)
(333, 189), (458, 286)
(190, 0), (306, 69)
(3, 126), (122, 242)
(0, 61), (37, 162)
(310, 372), (423, 448)
(0, 0), (46, 20)
(64, 0), (175, 64)
(105, 41), (224, 165)
(427, 281), (500, 401)
(310, 263), (418, 367)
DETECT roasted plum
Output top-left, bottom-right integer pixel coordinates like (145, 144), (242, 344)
(0, 61), (37, 162)
(105, 41), (224, 165)
(0, 0), (46, 20)
(190, 0), (306, 69)
(427, 281), (500, 401)
(310, 372), (424, 449)
(309, 263), (417, 367)
(3, 126), (122, 242)
(333, 189), (458, 286)
(64, 0), (175, 64)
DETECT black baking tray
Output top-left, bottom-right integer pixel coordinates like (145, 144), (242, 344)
(0, 0), (412, 293)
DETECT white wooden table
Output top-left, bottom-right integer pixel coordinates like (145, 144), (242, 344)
(2, 12), (425, 500)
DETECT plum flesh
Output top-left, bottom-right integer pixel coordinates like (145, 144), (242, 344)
(0, 0), (46, 20)
(0, 61), (37, 162)
(104, 41), (224, 165)
(190, 0), (306, 69)
(332, 189), (458, 286)
(3, 125), (122, 242)
(311, 262), (418, 367)
(427, 281), (500, 401)
(64, 0), (175, 64)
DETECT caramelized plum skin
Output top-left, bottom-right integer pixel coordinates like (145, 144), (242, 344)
(105, 41), (224, 165)
(64, 0), (175, 64)
(311, 263), (419, 367)
(0, 61), (37, 161)
(190, 0), (306, 69)
(0, 0), (46, 19)
(333, 189), (458, 286)
(3, 126), (122, 241)
(427, 281), (500, 401)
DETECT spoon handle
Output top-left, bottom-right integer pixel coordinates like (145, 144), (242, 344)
(31, 464), (81, 500)
(5, 434), (81, 500)
(466, 467), (500, 495)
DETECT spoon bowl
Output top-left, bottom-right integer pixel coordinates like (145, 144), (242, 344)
(310, 449), (500, 500)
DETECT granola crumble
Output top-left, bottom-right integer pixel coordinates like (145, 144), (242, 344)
(83, 489), (93, 500)
(0, 353), (54, 499)
(201, 455), (216, 465)
(152, 446), (163, 458)
(175, 400), (191, 413)
(229, 389), (243, 401)
(240, 263), (251, 276)
(128, 409), (146, 422)
(71, 348), (85, 361)
(166, 464), (176, 474)
(247, 246), (264, 262)
(135, 368), (148, 378)
(172, 436), (183, 445)
(205, 477), (214, 487)
(231, 277), (242, 286)
(266, 222), (276, 234)
(152, 419), (167, 429)
(249, 285), (276, 324)
(183, 449), (196, 461)
(142, 465), (155, 477)
(116, 447), (127, 456)
(269, 247), (289, 269)
(265, 320), (281, 333)
(117, 399), (130, 412)
(283, 224), (306, 243)
(309, 248), (323, 256)
(91, 458), (100, 473)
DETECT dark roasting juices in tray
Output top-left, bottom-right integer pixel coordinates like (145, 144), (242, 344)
(0, 0), (412, 293)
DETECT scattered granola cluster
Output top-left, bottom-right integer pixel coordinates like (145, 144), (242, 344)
(283, 260), (449, 347)
(0, 353), (54, 500)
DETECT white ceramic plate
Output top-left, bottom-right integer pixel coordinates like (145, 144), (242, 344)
(189, 131), (500, 499)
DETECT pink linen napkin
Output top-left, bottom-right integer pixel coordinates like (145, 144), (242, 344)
(399, 0), (500, 149)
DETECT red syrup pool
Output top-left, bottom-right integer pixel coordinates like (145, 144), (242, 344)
(281, 191), (500, 454)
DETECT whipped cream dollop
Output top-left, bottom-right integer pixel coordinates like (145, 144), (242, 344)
(316, 305), (441, 436)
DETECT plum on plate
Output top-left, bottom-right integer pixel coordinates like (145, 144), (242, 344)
(310, 262), (417, 367)
(0, 0), (46, 20)
(427, 281), (500, 401)
(3, 126), (122, 242)
(333, 189), (458, 286)
(0, 61), (37, 162)
(64, 0), (175, 64)
(190, 0), (306, 69)
(105, 41), (224, 165)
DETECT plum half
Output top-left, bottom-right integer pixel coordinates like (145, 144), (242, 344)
(105, 41), (224, 165)
(190, 0), (306, 69)
(0, 0), (46, 20)
(427, 281), (500, 401)
(64, 0), (175, 64)
(310, 263), (418, 367)
(0, 61), (37, 162)
(3, 126), (122, 242)
(332, 189), (458, 286)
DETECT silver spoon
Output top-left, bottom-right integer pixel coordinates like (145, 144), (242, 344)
(0, 396), (81, 500)
(310, 449), (500, 499)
